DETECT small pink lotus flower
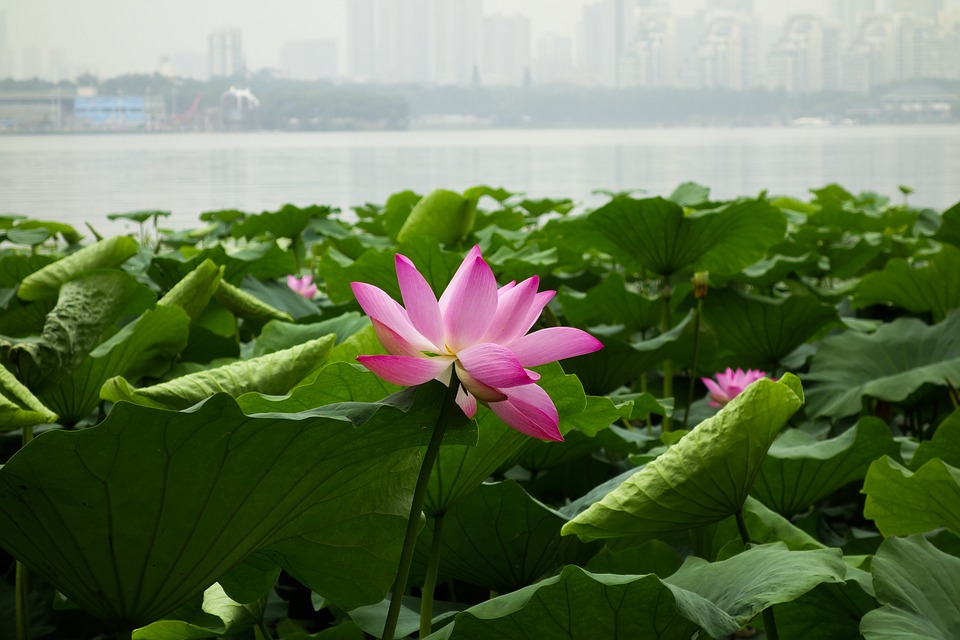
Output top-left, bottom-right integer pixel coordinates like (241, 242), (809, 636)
(702, 368), (769, 407)
(351, 246), (603, 441)
(287, 274), (317, 299)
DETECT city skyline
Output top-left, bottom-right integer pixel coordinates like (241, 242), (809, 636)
(1, 0), (958, 90)
(2, 0), (842, 80)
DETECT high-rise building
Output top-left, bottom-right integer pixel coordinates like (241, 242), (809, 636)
(533, 33), (574, 84)
(0, 11), (13, 79)
(621, 8), (679, 87)
(348, 0), (377, 80)
(842, 13), (898, 91)
(376, 0), (431, 83)
(431, 0), (483, 85)
(208, 28), (245, 78)
(832, 0), (877, 46)
(280, 39), (338, 80)
(481, 13), (531, 85)
(48, 47), (68, 82)
(579, 0), (618, 86)
(705, 0), (754, 14)
(696, 12), (758, 90)
(765, 15), (839, 92)
(22, 45), (42, 79)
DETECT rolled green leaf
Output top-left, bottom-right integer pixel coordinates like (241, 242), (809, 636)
(562, 374), (803, 540)
(158, 258), (224, 322)
(396, 189), (477, 245)
(0, 364), (57, 430)
(101, 334), (335, 410)
(214, 279), (293, 323)
(17, 235), (139, 301)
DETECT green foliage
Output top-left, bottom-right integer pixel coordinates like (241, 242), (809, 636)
(2, 185), (960, 637)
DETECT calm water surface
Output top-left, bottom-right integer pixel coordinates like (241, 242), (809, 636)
(1, 126), (958, 232)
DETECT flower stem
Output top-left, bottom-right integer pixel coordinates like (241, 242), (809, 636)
(382, 376), (461, 640)
(683, 297), (704, 429)
(661, 281), (673, 432)
(420, 514), (445, 638)
(16, 424), (34, 640)
(736, 508), (780, 640)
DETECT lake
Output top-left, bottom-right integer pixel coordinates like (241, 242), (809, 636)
(1, 126), (958, 233)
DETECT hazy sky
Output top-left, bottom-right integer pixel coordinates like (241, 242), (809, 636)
(3, 0), (833, 78)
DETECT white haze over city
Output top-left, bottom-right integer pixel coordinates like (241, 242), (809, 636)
(3, 0), (836, 79)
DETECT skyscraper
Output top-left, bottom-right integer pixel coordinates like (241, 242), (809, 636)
(482, 14), (532, 85)
(0, 11), (12, 79)
(348, 0), (377, 80)
(431, 0), (483, 85)
(208, 28), (244, 78)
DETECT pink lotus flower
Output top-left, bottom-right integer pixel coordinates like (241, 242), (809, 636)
(287, 274), (317, 299)
(351, 246), (603, 441)
(702, 368), (769, 407)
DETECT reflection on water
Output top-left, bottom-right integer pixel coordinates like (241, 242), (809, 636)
(1, 127), (958, 232)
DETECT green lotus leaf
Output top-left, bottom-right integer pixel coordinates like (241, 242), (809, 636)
(853, 244), (960, 322)
(424, 566), (698, 640)
(562, 375), (803, 540)
(860, 535), (960, 640)
(6, 227), (50, 247)
(318, 237), (464, 304)
(14, 219), (83, 244)
(738, 252), (819, 287)
(413, 480), (592, 593)
(107, 209), (171, 225)
(214, 279), (292, 323)
(863, 456), (960, 537)
(157, 258), (224, 322)
(933, 200), (960, 249)
(3, 269), (155, 389)
(427, 544), (844, 640)
(752, 418), (899, 516)
(38, 305), (191, 426)
(558, 272), (661, 333)
(0, 363), (57, 430)
(396, 189), (477, 245)
(665, 543), (846, 637)
(17, 235), (139, 301)
(236, 361), (398, 414)
(227, 276), (319, 321)
(0, 383), (475, 627)
(775, 580), (878, 640)
(132, 582), (259, 639)
(911, 409), (960, 469)
(250, 313), (369, 357)
(423, 363), (585, 516)
(563, 309), (712, 396)
(585, 196), (786, 276)
(668, 181), (710, 207)
(231, 203), (331, 240)
(804, 311), (960, 419)
(704, 288), (839, 370)
(101, 334), (335, 410)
